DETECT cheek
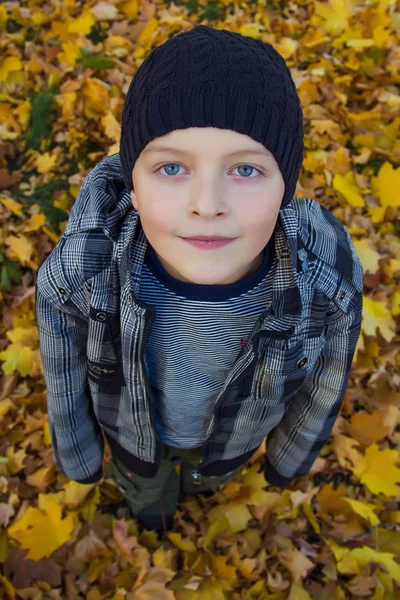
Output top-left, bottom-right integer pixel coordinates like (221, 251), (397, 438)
(241, 203), (279, 237)
(140, 203), (174, 236)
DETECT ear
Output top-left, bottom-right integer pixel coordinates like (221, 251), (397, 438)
(130, 189), (138, 211)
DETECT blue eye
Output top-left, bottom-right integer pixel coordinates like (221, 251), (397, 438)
(155, 163), (264, 179)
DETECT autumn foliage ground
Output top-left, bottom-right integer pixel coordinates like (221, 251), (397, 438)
(0, 0), (399, 599)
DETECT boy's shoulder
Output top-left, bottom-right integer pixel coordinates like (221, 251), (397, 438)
(283, 196), (364, 296)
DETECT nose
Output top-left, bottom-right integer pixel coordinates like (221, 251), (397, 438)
(189, 177), (228, 217)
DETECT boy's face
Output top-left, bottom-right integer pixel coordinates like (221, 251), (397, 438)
(130, 127), (285, 285)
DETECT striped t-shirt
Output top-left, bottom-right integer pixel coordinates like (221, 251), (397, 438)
(138, 233), (276, 448)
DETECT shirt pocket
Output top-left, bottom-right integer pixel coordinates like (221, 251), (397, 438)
(87, 308), (126, 392)
(36, 235), (82, 315)
(252, 332), (326, 401)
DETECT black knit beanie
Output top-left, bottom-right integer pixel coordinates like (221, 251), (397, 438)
(119, 25), (304, 209)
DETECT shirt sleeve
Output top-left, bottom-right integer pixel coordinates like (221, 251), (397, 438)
(35, 285), (104, 483)
(263, 290), (363, 487)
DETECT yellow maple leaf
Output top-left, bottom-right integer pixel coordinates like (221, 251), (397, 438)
(346, 548), (400, 585)
(274, 38), (299, 60)
(373, 25), (391, 48)
(16, 100), (32, 129)
(8, 496), (75, 560)
(104, 35), (132, 53)
(0, 398), (15, 418)
(390, 290), (400, 316)
(56, 91), (77, 117)
(371, 162), (400, 210)
(82, 79), (110, 118)
(336, 545), (400, 584)
(0, 342), (34, 377)
(347, 110), (382, 128)
(303, 149), (328, 172)
(120, 0), (139, 20)
(300, 28), (329, 48)
(36, 151), (58, 174)
(57, 40), (82, 66)
(353, 133), (376, 150)
(0, 5), (8, 24)
(137, 17), (159, 47)
(80, 485), (102, 524)
(331, 434), (363, 471)
(166, 531), (196, 552)
(67, 11), (95, 35)
(313, 0), (354, 36)
(6, 325), (38, 344)
(237, 23), (263, 39)
(208, 553), (237, 580)
(333, 147), (351, 173)
(333, 172), (364, 207)
(5, 233), (34, 265)
(221, 501), (253, 533)
(25, 466), (55, 491)
(350, 442), (400, 497)
(24, 213), (46, 232)
(57, 479), (98, 510)
(201, 513), (230, 548)
(361, 296), (396, 342)
(352, 239), (380, 275)
(342, 497), (380, 527)
(278, 546), (315, 584)
(368, 206), (387, 224)
(0, 197), (24, 217)
(6, 446), (27, 475)
(311, 119), (341, 137)
(0, 56), (23, 83)
(101, 111), (121, 141)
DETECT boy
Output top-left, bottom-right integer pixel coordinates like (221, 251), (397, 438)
(35, 25), (364, 535)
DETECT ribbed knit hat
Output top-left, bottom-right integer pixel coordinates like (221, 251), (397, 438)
(119, 25), (304, 209)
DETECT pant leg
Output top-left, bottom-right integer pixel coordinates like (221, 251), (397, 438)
(179, 447), (245, 496)
(106, 446), (180, 519)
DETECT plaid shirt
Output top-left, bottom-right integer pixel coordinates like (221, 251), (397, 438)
(35, 153), (364, 485)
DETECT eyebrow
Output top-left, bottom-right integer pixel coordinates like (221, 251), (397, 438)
(142, 146), (273, 158)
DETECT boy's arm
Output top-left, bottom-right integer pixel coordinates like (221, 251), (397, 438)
(36, 286), (104, 484)
(263, 290), (363, 487)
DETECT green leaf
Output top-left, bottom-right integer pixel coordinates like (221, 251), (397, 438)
(78, 49), (116, 70)
(366, 159), (386, 176)
(0, 266), (11, 291)
(25, 89), (57, 151)
(6, 260), (23, 284)
(87, 23), (109, 44)
(0, 260), (24, 290)
(200, 1), (225, 21)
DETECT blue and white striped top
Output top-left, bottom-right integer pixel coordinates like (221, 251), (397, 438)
(139, 234), (275, 447)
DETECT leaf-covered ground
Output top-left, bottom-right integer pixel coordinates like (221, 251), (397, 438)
(0, 0), (399, 598)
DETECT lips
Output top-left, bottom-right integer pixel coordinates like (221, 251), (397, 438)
(181, 237), (235, 250)
(182, 236), (233, 241)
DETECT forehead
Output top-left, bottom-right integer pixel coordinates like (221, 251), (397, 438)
(143, 128), (274, 158)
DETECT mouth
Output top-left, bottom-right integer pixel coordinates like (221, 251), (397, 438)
(180, 237), (236, 250)
(182, 236), (235, 241)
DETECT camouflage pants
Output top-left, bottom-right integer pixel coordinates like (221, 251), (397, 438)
(106, 443), (244, 526)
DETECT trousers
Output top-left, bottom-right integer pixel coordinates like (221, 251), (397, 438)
(106, 443), (244, 529)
